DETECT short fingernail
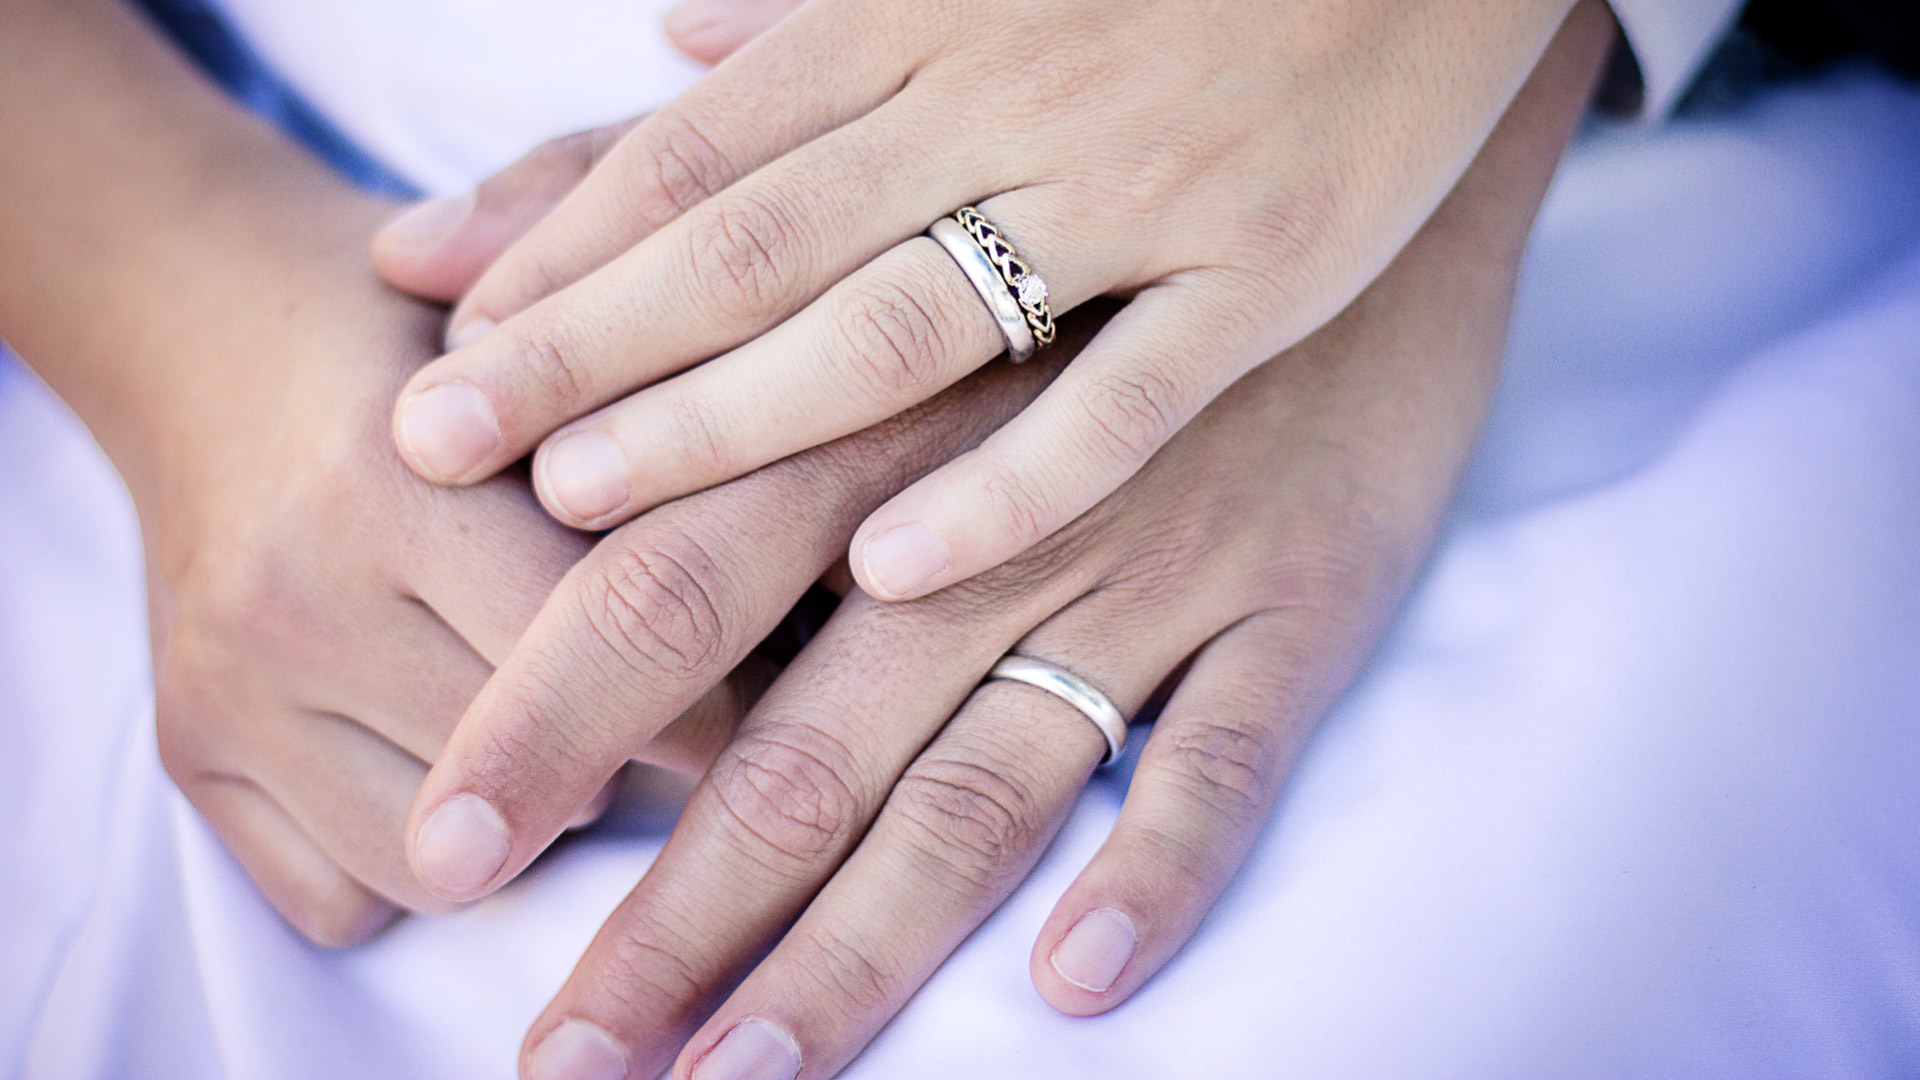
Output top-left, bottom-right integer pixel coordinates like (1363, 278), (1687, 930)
(859, 523), (949, 600)
(444, 315), (495, 352)
(1050, 908), (1136, 992)
(539, 430), (631, 523)
(414, 793), (510, 899)
(528, 1019), (629, 1080)
(692, 1018), (801, 1080)
(380, 190), (474, 249)
(664, 0), (739, 39)
(397, 380), (500, 482)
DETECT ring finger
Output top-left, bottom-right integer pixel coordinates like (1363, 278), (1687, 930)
(668, 597), (1192, 1080)
(528, 190), (1114, 529)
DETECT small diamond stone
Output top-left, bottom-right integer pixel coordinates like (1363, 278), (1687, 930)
(1014, 273), (1048, 309)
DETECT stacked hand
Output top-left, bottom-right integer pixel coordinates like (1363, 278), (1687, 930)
(0, 0), (1611, 1078)
(361, 5), (1614, 1078)
(373, 0), (1579, 604)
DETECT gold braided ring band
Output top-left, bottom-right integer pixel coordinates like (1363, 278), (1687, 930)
(952, 206), (1056, 349)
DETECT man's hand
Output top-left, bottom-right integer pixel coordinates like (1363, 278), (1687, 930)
(0, 0), (749, 945)
(385, 5), (1614, 1076)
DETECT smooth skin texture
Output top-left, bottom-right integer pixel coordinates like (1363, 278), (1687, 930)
(0, 0), (756, 945)
(383, 5), (1616, 1077)
(374, 0), (1580, 605)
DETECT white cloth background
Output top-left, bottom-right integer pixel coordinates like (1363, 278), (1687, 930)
(3, 3), (1919, 1075)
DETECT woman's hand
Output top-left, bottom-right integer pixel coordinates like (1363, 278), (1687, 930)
(372, 0), (1579, 605)
(391, 7), (1613, 1075)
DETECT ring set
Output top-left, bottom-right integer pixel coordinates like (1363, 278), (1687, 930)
(927, 205), (1054, 363)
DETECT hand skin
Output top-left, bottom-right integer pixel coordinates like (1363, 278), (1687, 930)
(385, 4), (1616, 1078)
(0, 0), (754, 945)
(373, 0), (1583, 610)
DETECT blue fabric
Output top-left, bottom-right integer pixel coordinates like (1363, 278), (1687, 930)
(125, 0), (418, 198)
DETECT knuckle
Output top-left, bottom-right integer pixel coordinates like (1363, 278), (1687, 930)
(596, 915), (709, 1023)
(797, 925), (896, 1017)
(630, 108), (736, 219)
(683, 191), (806, 325)
(505, 320), (594, 414)
(893, 753), (1041, 883)
(974, 455), (1066, 553)
(708, 722), (863, 864)
(663, 392), (733, 478)
(1074, 365), (1186, 465)
(1155, 717), (1274, 824)
(577, 539), (730, 682)
(829, 273), (955, 403)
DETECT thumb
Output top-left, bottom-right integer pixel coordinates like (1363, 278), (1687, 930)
(370, 117), (644, 304)
(664, 0), (807, 65)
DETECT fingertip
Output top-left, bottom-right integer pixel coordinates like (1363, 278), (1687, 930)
(534, 429), (634, 529)
(852, 520), (951, 602)
(410, 791), (511, 901)
(392, 377), (504, 485)
(1032, 905), (1140, 1016)
(371, 191), (477, 302)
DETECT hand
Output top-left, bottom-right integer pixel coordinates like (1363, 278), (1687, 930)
(371, 0), (1579, 606)
(389, 6), (1612, 1076)
(0, 0), (757, 945)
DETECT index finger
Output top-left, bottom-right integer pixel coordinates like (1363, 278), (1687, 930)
(403, 351), (1067, 902)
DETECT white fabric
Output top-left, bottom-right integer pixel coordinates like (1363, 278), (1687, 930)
(1607, 0), (1745, 117)
(4, 5), (1920, 1075)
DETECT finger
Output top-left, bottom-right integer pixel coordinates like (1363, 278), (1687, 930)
(173, 772), (400, 948)
(664, 0), (805, 65)
(1030, 609), (1337, 1014)
(850, 275), (1271, 601)
(299, 599), (496, 763)
(669, 592), (1200, 1080)
(525, 192), (1113, 530)
(371, 118), (644, 304)
(404, 356), (1065, 904)
(247, 708), (463, 916)
(442, 4), (927, 348)
(516, 586), (1049, 1080)
(393, 98), (991, 488)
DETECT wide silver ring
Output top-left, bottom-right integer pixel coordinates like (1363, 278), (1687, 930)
(985, 656), (1127, 766)
(927, 217), (1036, 363)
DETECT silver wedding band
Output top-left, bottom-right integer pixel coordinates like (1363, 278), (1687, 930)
(985, 656), (1128, 766)
(927, 217), (1037, 363)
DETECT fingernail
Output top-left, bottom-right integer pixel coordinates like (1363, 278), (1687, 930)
(528, 1019), (629, 1080)
(692, 1018), (801, 1080)
(538, 431), (630, 523)
(1050, 908), (1135, 992)
(859, 523), (949, 600)
(664, 0), (739, 39)
(397, 380), (500, 482)
(380, 190), (474, 249)
(414, 793), (510, 899)
(444, 315), (496, 352)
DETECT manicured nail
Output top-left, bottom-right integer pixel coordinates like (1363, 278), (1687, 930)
(692, 1018), (801, 1080)
(538, 430), (630, 523)
(664, 0), (739, 40)
(528, 1019), (629, 1080)
(1050, 908), (1135, 992)
(380, 190), (474, 249)
(397, 380), (500, 482)
(444, 315), (495, 352)
(414, 793), (510, 899)
(859, 523), (949, 599)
